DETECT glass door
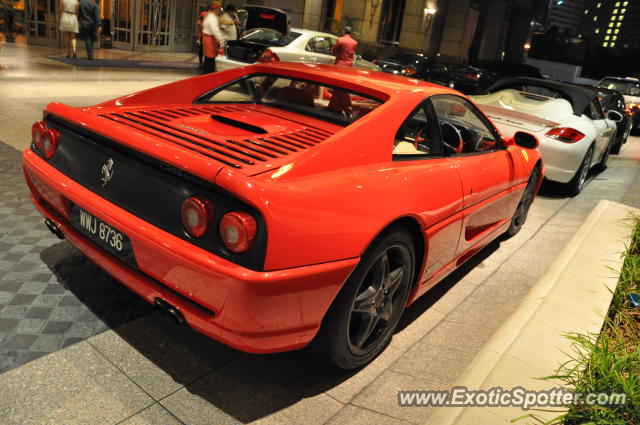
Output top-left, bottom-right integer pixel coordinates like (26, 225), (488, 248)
(135, 0), (170, 50)
(109, 0), (195, 51)
(111, 0), (133, 49)
(25, 0), (58, 46)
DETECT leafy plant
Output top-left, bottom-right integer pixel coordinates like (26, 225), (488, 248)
(535, 216), (640, 424)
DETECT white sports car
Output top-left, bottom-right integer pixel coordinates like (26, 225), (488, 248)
(216, 6), (380, 72)
(471, 77), (623, 195)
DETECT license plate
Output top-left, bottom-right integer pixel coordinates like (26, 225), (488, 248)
(70, 205), (137, 268)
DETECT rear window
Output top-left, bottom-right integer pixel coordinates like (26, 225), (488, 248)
(598, 78), (640, 96)
(241, 29), (301, 46)
(196, 74), (383, 126)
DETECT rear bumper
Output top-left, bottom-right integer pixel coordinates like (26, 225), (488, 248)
(538, 137), (590, 184)
(23, 149), (358, 353)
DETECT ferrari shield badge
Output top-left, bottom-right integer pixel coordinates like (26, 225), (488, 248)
(521, 150), (529, 162)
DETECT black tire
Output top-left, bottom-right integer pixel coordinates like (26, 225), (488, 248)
(610, 138), (622, 155)
(311, 228), (415, 369)
(506, 166), (539, 237)
(566, 145), (594, 197)
(611, 127), (628, 154)
(597, 134), (614, 171)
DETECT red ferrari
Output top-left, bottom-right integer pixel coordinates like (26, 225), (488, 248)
(23, 63), (542, 369)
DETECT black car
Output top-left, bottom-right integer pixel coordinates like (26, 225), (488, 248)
(597, 76), (640, 130)
(374, 53), (438, 79)
(453, 60), (543, 94)
(374, 53), (488, 91)
(592, 86), (632, 154)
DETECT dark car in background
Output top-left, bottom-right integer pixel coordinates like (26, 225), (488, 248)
(597, 76), (640, 130)
(591, 86), (632, 154)
(454, 60), (543, 94)
(373, 53), (543, 95)
(373, 53), (438, 81)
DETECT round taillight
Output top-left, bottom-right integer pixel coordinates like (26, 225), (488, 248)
(32, 121), (46, 150)
(42, 129), (59, 158)
(219, 211), (257, 253)
(181, 195), (214, 238)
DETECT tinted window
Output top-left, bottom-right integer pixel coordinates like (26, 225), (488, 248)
(199, 74), (383, 126)
(598, 78), (640, 96)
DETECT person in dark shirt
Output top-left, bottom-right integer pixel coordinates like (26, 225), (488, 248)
(330, 26), (358, 66)
(78, 0), (100, 60)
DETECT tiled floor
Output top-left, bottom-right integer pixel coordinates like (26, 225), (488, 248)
(0, 141), (153, 373)
(1, 42), (640, 424)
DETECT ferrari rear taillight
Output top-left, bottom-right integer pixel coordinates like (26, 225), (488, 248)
(256, 49), (279, 63)
(181, 195), (214, 238)
(32, 121), (59, 158)
(219, 211), (257, 253)
(31, 121), (46, 150)
(218, 45), (225, 56)
(41, 129), (60, 158)
(466, 73), (480, 80)
(545, 127), (585, 143)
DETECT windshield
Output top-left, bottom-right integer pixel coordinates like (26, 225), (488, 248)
(241, 29), (301, 47)
(197, 74), (384, 126)
(598, 78), (640, 96)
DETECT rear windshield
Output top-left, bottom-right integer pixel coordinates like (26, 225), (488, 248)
(196, 74), (383, 126)
(598, 78), (640, 96)
(241, 29), (301, 46)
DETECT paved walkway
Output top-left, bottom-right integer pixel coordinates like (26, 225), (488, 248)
(1, 43), (640, 424)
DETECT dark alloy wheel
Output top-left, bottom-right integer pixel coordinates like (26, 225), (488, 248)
(566, 145), (594, 196)
(507, 166), (539, 237)
(311, 228), (415, 369)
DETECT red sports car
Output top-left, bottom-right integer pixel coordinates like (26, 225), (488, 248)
(23, 63), (542, 369)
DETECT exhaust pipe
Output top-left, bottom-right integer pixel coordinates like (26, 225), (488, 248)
(154, 297), (185, 325)
(45, 218), (65, 240)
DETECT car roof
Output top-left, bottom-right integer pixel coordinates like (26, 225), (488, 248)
(487, 77), (595, 116)
(249, 62), (457, 98)
(290, 28), (335, 37)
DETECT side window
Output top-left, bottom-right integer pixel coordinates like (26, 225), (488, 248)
(430, 95), (500, 155)
(393, 103), (440, 158)
(306, 36), (333, 55)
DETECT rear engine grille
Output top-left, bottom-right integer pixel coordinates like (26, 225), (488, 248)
(99, 106), (332, 169)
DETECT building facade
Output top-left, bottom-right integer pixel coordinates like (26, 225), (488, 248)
(582, 0), (640, 49)
(546, 0), (588, 35)
(6, 0), (539, 62)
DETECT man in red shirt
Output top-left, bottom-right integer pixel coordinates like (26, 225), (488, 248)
(330, 26), (357, 66)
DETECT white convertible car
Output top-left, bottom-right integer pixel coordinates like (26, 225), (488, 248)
(216, 6), (380, 72)
(471, 78), (623, 195)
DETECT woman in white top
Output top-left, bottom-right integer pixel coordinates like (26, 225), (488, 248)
(58, 0), (79, 58)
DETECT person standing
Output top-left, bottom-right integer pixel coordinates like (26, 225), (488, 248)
(330, 26), (357, 66)
(196, 9), (207, 66)
(202, 1), (224, 74)
(219, 4), (240, 41)
(78, 0), (100, 60)
(58, 0), (79, 58)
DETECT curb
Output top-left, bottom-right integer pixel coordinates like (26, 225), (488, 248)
(426, 200), (640, 425)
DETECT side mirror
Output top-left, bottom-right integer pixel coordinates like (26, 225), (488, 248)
(512, 131), (539, 149)
(607, 110), (624, 122)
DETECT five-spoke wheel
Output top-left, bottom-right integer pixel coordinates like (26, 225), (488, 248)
(312, 228), (415, 369)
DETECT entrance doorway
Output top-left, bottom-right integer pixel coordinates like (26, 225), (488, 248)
(107, 0), (195, 51)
